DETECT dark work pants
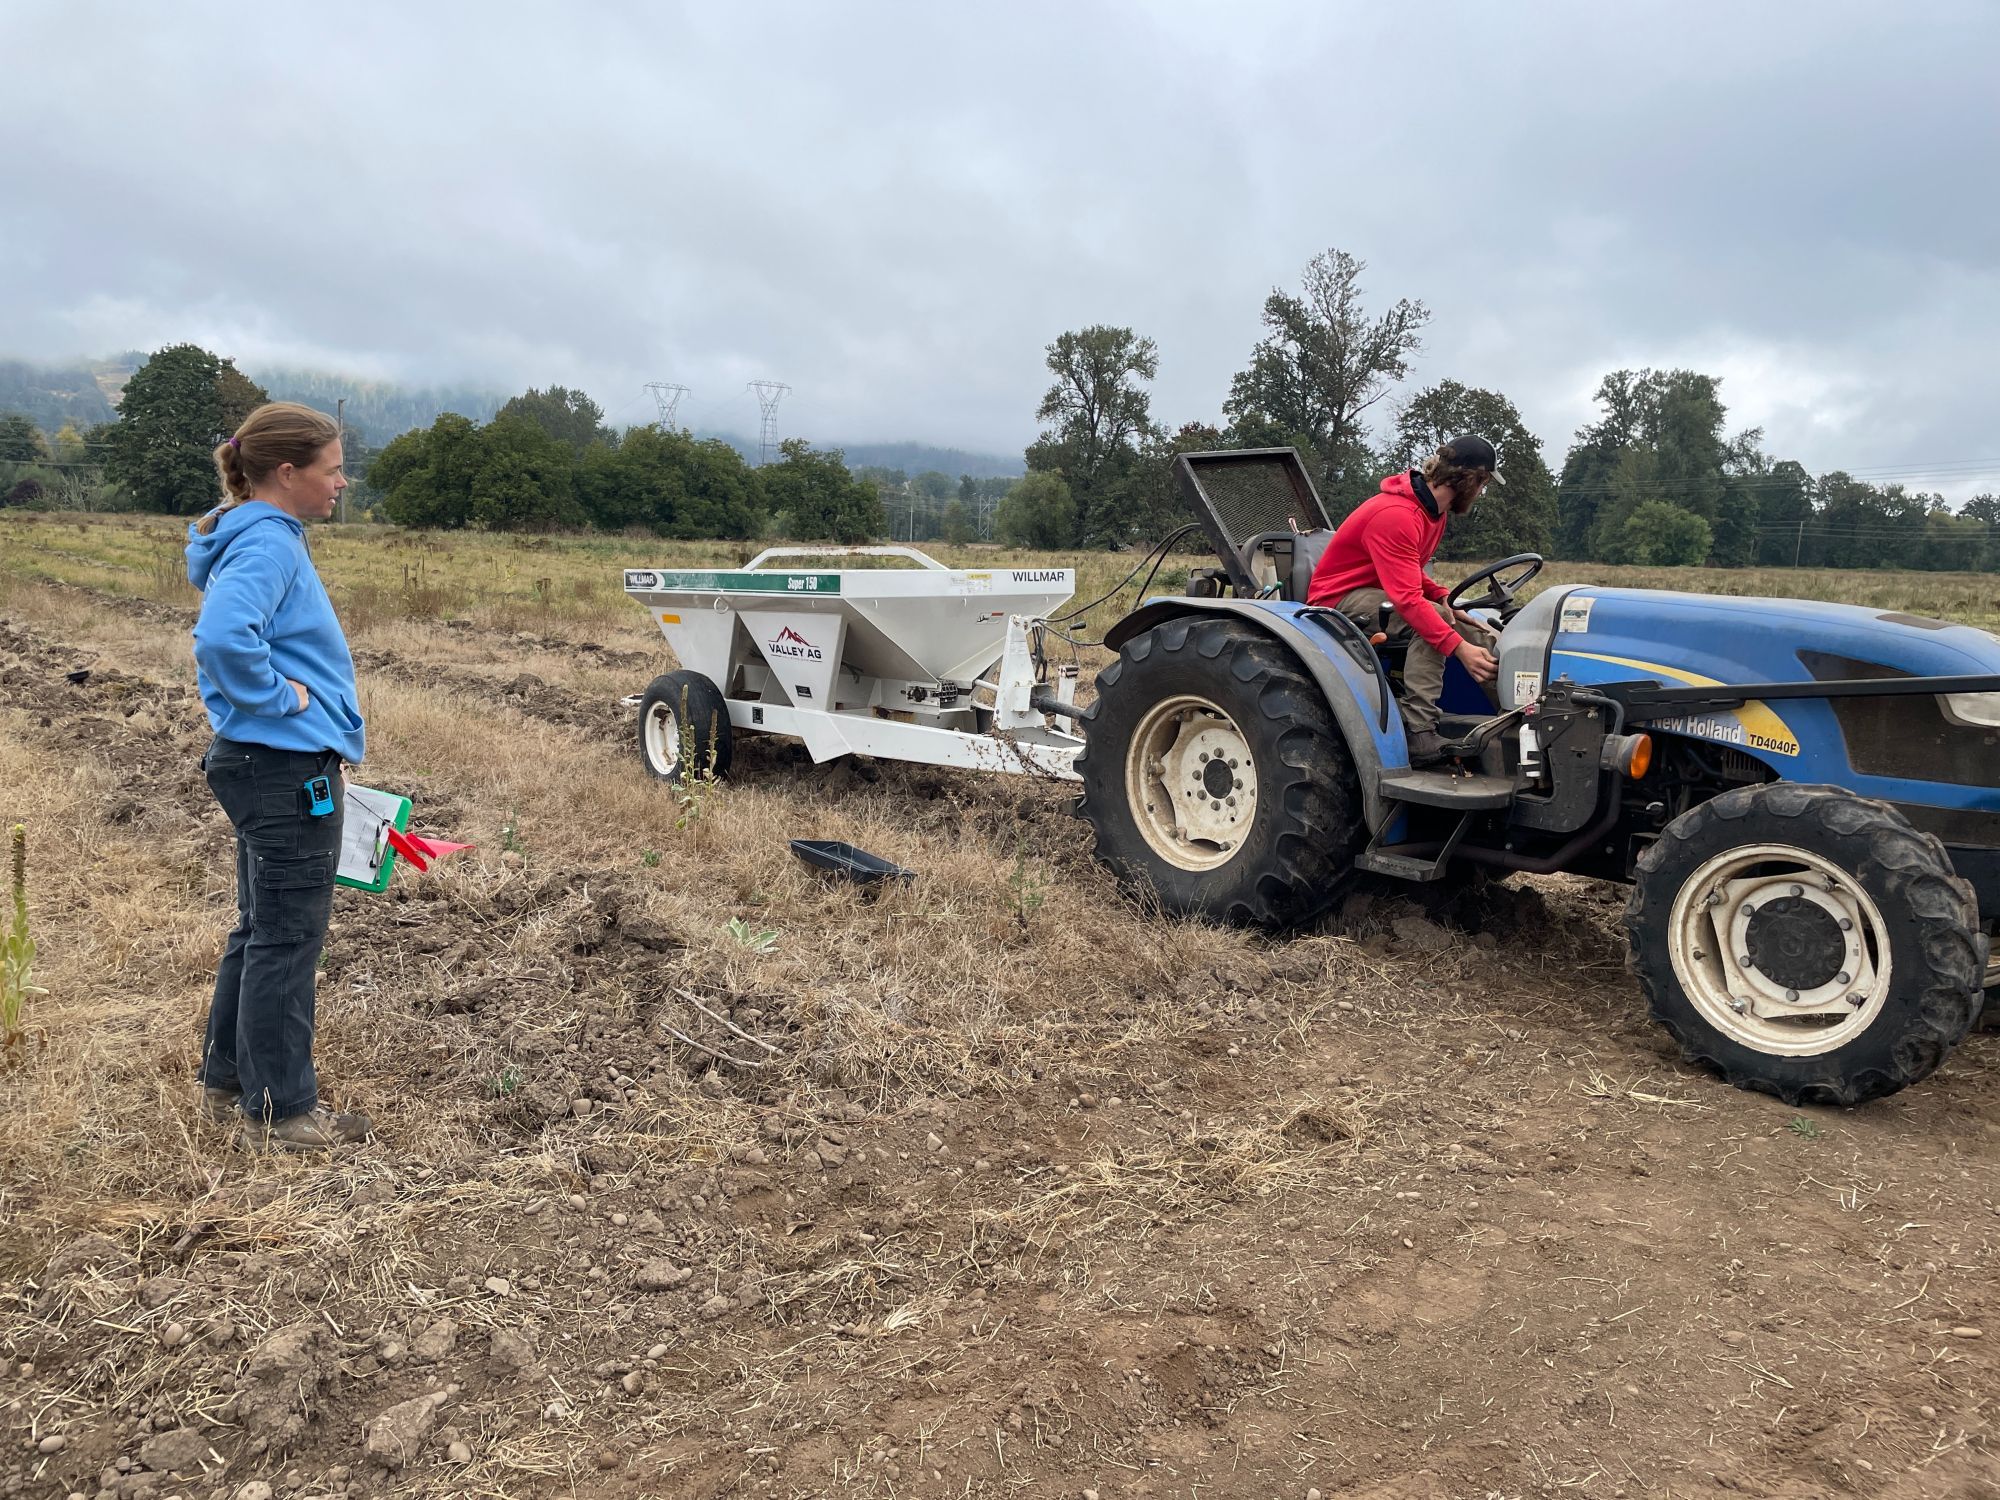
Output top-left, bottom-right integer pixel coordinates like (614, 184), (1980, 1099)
(199, 736), (344, 1122)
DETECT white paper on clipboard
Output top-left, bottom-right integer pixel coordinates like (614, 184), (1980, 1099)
(337, 784), (411, 890)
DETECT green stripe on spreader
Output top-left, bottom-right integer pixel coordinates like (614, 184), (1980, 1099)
(650, 571), (842, 595)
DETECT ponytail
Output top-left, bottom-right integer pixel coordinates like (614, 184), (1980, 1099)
(201, 402), (341, 534)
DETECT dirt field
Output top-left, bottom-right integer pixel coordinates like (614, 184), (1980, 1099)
(4, 515), (2000, 1500)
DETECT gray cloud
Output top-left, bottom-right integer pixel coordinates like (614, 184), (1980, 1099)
(3, 0), (1995, 498)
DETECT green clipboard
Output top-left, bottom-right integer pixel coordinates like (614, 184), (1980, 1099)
(337, 784), (413, 894)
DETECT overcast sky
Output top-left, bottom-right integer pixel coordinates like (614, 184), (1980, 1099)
(3, 1), (1996, 499)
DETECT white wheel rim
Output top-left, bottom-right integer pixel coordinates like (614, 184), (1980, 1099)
(643, 700), (682, 776)
(1124, 693), (1258, 871)
(1667, 843), (1893, 1057)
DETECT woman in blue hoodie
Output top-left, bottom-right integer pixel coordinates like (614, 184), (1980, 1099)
(187, 402), (371, 1151)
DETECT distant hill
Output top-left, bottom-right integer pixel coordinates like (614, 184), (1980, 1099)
(834, 441), (1023, 479)
(0, 358), (118, 432)
(685, 430), (1023, 479)
(251, 367), (505, 447)
(0, 354), (1028, 477)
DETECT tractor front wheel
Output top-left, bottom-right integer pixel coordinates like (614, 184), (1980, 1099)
(1077, 616), (1363, 930)
(1627, 783), (1984, 1105)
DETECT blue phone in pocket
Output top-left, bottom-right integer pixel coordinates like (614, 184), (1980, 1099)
(304, 774), (336, 817)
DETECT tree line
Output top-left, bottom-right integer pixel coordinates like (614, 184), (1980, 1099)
(3, 272), (1996, 571)
(1000, 248), (1998, 571)
(0, 348), (886, 543)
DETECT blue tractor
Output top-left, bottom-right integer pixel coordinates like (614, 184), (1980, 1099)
(1076, 449), (2000, 1105)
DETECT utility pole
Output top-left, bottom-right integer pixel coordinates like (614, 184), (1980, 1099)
(1794, 510), (1807, 567)
(747, 381), (790, 468)
(335, 397), (346, 524)
(644, 382), (689, 430)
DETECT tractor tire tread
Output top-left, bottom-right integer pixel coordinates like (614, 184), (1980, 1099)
(1077, 617), (1362, 931)
(1627, 783), (1982, 1106)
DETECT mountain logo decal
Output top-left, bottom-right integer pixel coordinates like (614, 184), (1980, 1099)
(768, 625), (823, 661)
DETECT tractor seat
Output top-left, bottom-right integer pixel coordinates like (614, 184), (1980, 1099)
(1240, 528), (1337, 603)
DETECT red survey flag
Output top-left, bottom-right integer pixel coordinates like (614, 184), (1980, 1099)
(384, 828), (476, 873)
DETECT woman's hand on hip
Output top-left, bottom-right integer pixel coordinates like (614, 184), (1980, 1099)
(288, 679), (309, 712)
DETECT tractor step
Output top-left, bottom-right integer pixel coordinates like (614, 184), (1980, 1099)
(1354, 847), (1453, 882)
(1378, 768), (1516, 810)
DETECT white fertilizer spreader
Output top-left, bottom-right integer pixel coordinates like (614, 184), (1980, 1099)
(621, 547), (1084, 782)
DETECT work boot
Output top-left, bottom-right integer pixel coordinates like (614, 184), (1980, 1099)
(1405, 730), (1448, 766)
(200, 1084), (242, 1123)
(237, 1105), (373, 1153)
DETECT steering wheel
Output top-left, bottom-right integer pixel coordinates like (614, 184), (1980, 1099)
(1446, 553), (1544, 619)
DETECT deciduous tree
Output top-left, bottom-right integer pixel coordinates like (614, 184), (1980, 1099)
(995, 472), (1075, 550)
(1393, 381), (1557, 560)
(764, 439), (882, 543)
(104, 345), (270, 515)
(1224, 249), (1427, 513)
(1025, 325), (1158, 547)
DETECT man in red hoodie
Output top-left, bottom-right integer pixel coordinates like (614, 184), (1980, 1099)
(1306, 435), (1501, 764)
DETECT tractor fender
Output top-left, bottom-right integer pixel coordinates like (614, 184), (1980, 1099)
(1104, 597), (1404, 831)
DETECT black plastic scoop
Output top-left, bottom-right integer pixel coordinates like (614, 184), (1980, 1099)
(789, 839), (915, 884)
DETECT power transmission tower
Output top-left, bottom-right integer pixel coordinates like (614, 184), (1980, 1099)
(747, 381), (790, 467)
(644, 382), (689, 429)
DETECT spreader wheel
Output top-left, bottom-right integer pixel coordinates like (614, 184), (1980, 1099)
(1627, 783), (1984, 1105)
(638, 670), (732, 785)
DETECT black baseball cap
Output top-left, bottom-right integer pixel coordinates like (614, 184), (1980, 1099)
(1441, 433), (1502, 482)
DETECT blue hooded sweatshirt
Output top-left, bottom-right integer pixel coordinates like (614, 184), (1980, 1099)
(186, 502), (366, 764)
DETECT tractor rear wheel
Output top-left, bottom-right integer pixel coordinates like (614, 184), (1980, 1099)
(1627, 783), (1984, 1105)
(638, 670), (733, 784)
(1077, 616), (1363, 930)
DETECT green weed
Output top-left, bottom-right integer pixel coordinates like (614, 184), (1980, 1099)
(2, 825), (45, 1052)
(1009, 842), (1047, 931)
(726, 917), (778, 955)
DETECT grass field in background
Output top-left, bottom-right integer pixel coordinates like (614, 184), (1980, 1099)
(2, 512), (1994, 645)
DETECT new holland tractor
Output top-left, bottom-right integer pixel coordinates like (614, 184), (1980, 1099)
(1074, 449), (2000, 1105)
(622, 449), (2000, 1105)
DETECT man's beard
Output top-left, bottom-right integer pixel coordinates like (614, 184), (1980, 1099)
(1450, 490), (1478, 516)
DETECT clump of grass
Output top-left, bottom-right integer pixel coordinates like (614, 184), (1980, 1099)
(2, 825), (45, 1053)
(1009, 842), (1047, 932)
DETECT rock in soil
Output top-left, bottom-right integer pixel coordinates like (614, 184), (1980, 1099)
(236, 1320), (333, 1450)
(364, 1392), (442, 1469)
(489, 1327), (537, 1373)
(635, 1259), (692, 1291)
(410, 1316), (458, 1363)
(136, 1427), (215, 1474)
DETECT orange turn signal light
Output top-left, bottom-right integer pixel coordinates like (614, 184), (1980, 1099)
(1600, 732), (1654, 779)
(1616, 733), (1653, 779)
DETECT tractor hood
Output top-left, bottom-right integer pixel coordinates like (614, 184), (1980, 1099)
(1517, 587), (2000, 696)
(1496, 585), (2000, 837)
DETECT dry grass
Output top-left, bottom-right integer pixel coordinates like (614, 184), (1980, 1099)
(4, 512), (1993, 651)
(6, 514), (2000, 1496)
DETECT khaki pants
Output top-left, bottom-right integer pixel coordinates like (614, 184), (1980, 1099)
(1336, 588), (1496, 734)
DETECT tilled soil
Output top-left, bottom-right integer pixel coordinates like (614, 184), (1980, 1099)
(5, 587), (2000, 1500)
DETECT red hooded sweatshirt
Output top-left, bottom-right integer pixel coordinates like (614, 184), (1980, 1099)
(1305, 471), (1459, 655)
